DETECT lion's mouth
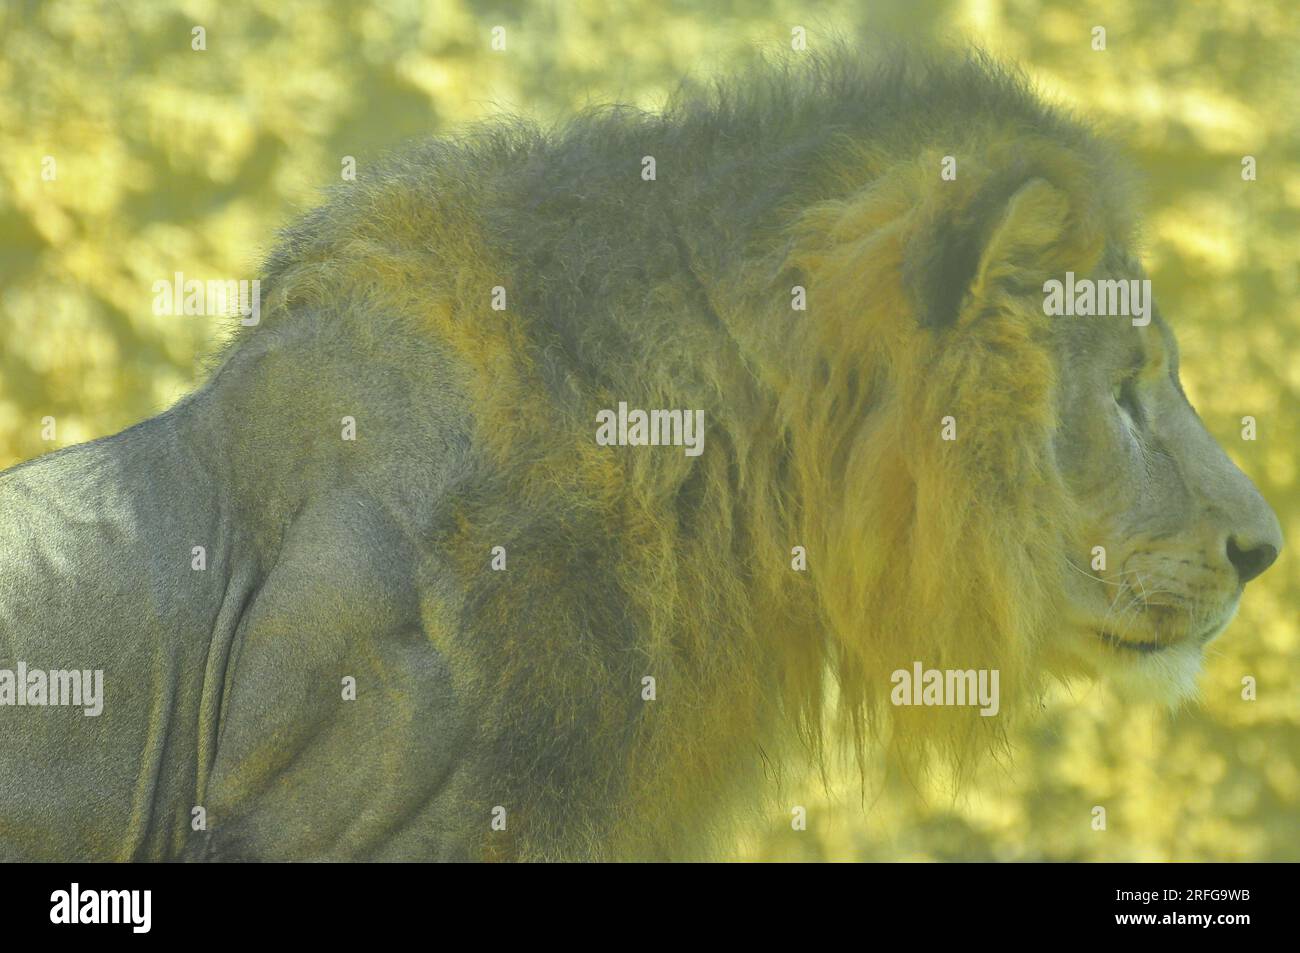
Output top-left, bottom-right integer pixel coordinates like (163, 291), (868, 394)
(1097, 631), (1168, 654)
(1096, 616), (1227, 655)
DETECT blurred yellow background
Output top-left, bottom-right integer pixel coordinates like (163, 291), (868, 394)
(1, 0), (1296, 860)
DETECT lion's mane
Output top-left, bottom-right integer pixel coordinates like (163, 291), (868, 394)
(227, 45), (1138, 859)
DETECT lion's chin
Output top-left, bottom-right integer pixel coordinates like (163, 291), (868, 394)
(1051, 627), (1220, 708)
(1050, 601), (1240, 707)
(1090, 638), (1207, 707)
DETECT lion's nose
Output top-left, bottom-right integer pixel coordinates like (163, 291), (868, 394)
(1226, 536), (1279, 585)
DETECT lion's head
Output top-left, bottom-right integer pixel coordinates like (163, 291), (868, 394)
(724, 56), (1286, 765)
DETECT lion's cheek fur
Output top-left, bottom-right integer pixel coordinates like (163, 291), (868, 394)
(768, 147), (1114, 767)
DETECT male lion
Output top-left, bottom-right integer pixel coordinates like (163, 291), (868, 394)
(0, 48), (1283, 861)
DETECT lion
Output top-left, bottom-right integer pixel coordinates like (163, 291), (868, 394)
(0, 47), (1282, 861)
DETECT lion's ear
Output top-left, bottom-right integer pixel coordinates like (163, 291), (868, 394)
(906, 174), (1080, 331)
